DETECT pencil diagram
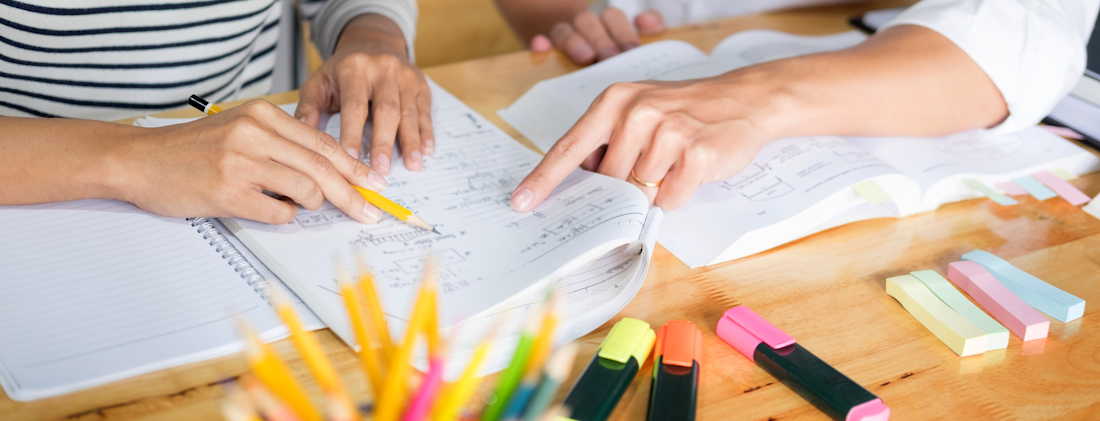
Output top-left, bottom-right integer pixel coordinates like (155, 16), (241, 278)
(718, 163), (794, 201)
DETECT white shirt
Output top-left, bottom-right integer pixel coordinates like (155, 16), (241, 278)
(606, 0), (1100, 135)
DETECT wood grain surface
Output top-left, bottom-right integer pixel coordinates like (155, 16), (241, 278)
(8, 1), (1100, 420)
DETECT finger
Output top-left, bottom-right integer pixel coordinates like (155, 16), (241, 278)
(580, 145), (607, 171)
(635, 10), (665, 35)
(397, 79), (423, 171)
(630, 124), (682, 203)
(295, 76), (332, 129)
(601, 8), (640, 51)
(654, 159), (703, 210)
(336, 56), (373, 160)
(573, 11), (620, 61)
(253, 159), (325, 211)
(596, 103), (661, 180)
(530, 34), (552, 52)
(368, 63), (402, 175)
(261, 102), (389, 193)
(416, 76), (435, 156)
(260, 133), (382, 224)
(232, 190), (300, 225)
(550, 22), (596, 65)
(511, 85), (636, 211)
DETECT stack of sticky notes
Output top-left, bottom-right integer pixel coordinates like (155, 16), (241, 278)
(885, 249), (1084, 356)
(980, 168), (1092, 207)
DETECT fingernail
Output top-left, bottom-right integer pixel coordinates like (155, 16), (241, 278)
(423, 139), (435, 156)
(299, 116), (308, 123)
(409, 150), (423, 170)
(346, 147), (358, 158)
(367, 171), (388, 190)
(531, 35), (552, 51)
(598, 47), (619, 61)
(571, 44), (595, 62)
(511, 188), (534, 211)
(375, 154), (390, 174)
(362, 203), (381, 223)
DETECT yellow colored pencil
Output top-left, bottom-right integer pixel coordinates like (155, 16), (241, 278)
(375, 266), (438, 421)
(237, 320), (323, 421)
(339, 267), (386, 397)
(240, 375), (304, 421)
(430, 327), (497, 421)
(353, 186), (440, 233)
(271, 293), (357, 416)
(356, 252), (396, 361)
(523, 293), (560, 377)
(187, 94), (436, 233)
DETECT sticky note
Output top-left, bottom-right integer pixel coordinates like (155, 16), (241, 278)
(853, 180), (891, 205)
(886, 275), (988, 356)
(995, 181), (1027, 196)
(1051, 168), (1078, 180)
(961, 250), (1085, 322)
(1085, 194), (1100, 219)
(910, 270), (1008, 351)
(1032, 170), (1091, 206)
(947, 262), (1049, 341)
(1011, 176), (1057, 201)
(962, 179), (1018, 206)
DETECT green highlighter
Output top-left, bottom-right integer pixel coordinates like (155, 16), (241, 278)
(561, 318), (656, 421)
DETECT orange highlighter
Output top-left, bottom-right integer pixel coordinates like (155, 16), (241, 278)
(648, 320), (702, 421)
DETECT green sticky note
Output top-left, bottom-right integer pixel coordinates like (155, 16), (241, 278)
(1051, 168), (1078, 180)
(962, 178), (1018, 206)
(910, 270), (1008, 351)
(853, 180), (891, 205)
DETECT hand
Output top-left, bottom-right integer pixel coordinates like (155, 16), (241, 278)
(510, 76), (782, 211)
(530, 8), (665, 65)
(119, 100), (389, 225)
(295, 14), (433, 176)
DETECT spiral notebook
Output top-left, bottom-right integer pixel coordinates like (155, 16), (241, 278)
(0, 200), (321, 401)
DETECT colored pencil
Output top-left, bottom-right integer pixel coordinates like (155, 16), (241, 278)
(375, 264), (438, 421)
(481, 305), (543, 421)
(237, 319), (322, 421)
(430, 325), (498, 421)
(520, 344), (578, 421)
(356, 251), (396, 360)
(271, 293), (357, 416)
(338, 266), (386, 396)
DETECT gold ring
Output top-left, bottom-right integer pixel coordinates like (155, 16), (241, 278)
(630, 169), (663, 188)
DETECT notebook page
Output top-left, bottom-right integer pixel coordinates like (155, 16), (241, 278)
(708, 30), (867, 71)
(225, 80), (652, 348)
(0, 200), (283, 401)
(498, 40), (724, 152)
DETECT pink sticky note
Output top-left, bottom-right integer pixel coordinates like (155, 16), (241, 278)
(1032, 170), (1091, 206)
(947, 261), (1049, 341)
(996, 181), (1028, 196)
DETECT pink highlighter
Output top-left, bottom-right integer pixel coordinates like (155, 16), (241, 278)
(717, 306), (890, 421)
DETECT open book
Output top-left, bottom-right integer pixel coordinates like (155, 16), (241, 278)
(0, 201), (322, 401)
(219, 81), (662, 375)
(500, 30), (1100, 268)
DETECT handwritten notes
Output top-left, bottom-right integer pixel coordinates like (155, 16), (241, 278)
(886, 275), (988, 357)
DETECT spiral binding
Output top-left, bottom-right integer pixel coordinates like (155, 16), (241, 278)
(189, 217), (273, 304)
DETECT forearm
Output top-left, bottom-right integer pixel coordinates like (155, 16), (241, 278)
(0, 117), (137, 205)
(494, 0), (588, 43)
(336, 13), (409, 60)
(745, 25), (1008, 140)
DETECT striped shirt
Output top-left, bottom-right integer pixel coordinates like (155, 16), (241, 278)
(0, 0), (417, 122)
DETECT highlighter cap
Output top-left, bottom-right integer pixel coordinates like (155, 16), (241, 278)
(655, 320), (702, 368)
(598, 318), (656, 364)
(716, 306), (795, 362)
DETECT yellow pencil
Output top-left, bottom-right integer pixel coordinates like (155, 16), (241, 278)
(430, 326), (497, 421)
(338, 267), (386, 396)
(375, 264), (438, 421)
(356, 252), (396, 361)
(237, 320), (323, 421)
(523, 293), (560, 377)
(271, 293), (357, 416)
(187, 94), (438, 233)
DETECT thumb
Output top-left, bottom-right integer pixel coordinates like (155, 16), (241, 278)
(635, 10), (665, 35)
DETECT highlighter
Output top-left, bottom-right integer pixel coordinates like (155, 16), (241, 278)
(717, 306), (890, 421)
(647, 320), (701, 421)
(561, 318), (656, 421)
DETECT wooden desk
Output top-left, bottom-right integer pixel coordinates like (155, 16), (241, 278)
(8, 0), (1100, 419)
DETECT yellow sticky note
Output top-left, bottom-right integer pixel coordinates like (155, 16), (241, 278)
(886, 275), (988, 357)
(853, 180), (891, 205)
(1051, 168), (1078, 180)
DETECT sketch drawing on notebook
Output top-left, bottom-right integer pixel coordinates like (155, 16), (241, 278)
(0, 200), (322, 401)
(499, 29), (1100, 268)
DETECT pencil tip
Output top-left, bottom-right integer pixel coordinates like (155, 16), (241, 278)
(432, 228), (442, 235)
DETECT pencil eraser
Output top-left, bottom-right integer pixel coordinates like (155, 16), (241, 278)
(947, 261), (1049, 341)
(847, 398), (890, 421)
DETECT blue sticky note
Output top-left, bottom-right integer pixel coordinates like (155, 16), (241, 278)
(962, 179), (1018, 206)
(1011, 176), (1057, 201)
(962, 250), (1085, 322)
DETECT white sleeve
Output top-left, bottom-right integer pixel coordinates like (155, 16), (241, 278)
(310, 0), (418, 63)
(881, 0), (1100, 134)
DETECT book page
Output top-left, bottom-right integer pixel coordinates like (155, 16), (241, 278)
(708, 29), (867, 71)
(499, 40), (724, 152)
(659, 136), (912, 267)
(848, 127), (1100, 212)
(0, 200), (283, 401)
(226, 81), (652, 348)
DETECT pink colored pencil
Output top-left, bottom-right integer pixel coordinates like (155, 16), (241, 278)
(402, 358), (445, 421)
